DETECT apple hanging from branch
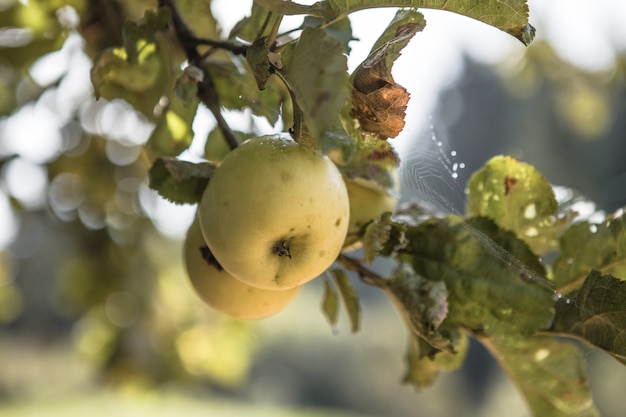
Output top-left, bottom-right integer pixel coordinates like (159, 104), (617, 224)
(198, 133), (350, 290)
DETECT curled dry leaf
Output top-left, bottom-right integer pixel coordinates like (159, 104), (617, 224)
(350, 23), (416, 139)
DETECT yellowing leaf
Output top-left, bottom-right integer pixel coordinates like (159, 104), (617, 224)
(330, 269), (361, 333)
(553, 211), (626, 293)
(466, 155), (569, 255)
(279, 27), (348, 142)
(481, 335), (599, 417)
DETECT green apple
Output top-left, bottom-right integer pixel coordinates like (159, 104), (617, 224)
(198, 133), (350, 290)
(343, 169), (400, 250)
(184, 215), (301, 319)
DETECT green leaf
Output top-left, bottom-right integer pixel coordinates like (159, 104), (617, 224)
(552, 211), (626, 293)
(0, 1), (66, 69)
(256, 0), (535, 45)
(401, 216), (555, 336)
(481, 335), (599, 417)
(121, 8), (171, 62)
(549, 270), (626, 365)
(230, 2), (282, 42)
(90, 9), (173, 119)
(300, 15), (354, 52)
(403, 332), (468, 389)
(245, 37), (273, 89)
(253, 0), (314, 16)
(148, 157), (215, 204)
(206, 57), (286, 125)
(91, 45), (162, 95)
(330, 268), (361, 332)
(174, 67), (200, 106)
(204, 129), (254, 164)
(466, 155), (571, 256)
(384, 263), (453, 353)
(367, 8), (426, 58)
(362, 212), (406, 263)
(279, 27), (349, 142)
(348, 9), (424, 139)
(175, 0), (219, 40)
(321, 277), (340, 328)
(147, 95), (199, 157)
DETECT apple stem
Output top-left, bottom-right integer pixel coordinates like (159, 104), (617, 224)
(273, 240), (292, 258)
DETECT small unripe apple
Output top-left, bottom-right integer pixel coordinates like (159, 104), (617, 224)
(199, 133), (350, 290)
(184, 216), (300, 319)
(343, 170), (400, 250)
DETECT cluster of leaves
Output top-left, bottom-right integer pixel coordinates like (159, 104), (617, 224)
(340, 155), (626, 417)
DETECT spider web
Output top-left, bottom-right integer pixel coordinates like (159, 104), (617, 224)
(399, 121), (566, 303)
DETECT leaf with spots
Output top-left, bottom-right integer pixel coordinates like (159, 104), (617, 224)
(384, 263), (453, 354)
(278, 27), (349, 143)
(466, 155), (572, 256)
(398, 216), (555, 336)
(552, 211), (626, 293)
(480, 335), (599, 417)
(549, 270), (626, 365)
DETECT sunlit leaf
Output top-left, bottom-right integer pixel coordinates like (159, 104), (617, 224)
(90, 9), (173, 118)
(147, 95), (199, 157)
(330, 268), (360, 332)
(206, 57), (286, 125)
(400, 216), (555, 336)
(91, 44), (162, 93)
(230, 2), (281, 42)
(279, 27), (348, 142)
(300, 15), (354, 52)
(466, 155), (571, 255)
(175, 0), (218, 41)
(337, 140), (400, 196)
(550, 270), (626, 365)
(256, 0), (535, 45)
(121, 8), (171, 62)
(481, 335), (599, 417)
(148, 157), (215, 205)
(552, 211), (626, 293)
(0, 1), (66, 69)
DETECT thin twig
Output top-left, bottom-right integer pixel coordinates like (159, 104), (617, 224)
(159, 0), (240, 150)
(337, 254), (388, 288)
(200, 84), (241, 150)
(190, 38), (248, 56)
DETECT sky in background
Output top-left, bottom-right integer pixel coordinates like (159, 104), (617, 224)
(0, 0), (625, 245)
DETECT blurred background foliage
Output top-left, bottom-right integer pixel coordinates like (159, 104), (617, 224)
(0, 0), (625, 416)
